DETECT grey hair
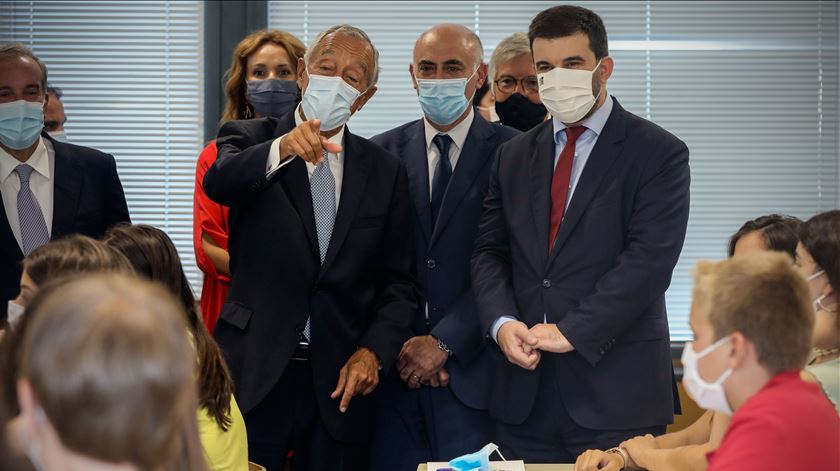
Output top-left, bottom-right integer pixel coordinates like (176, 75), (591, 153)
(0, 43), (48, 90)
(304, 24), (380, 86)
(489, 32), (531, 93)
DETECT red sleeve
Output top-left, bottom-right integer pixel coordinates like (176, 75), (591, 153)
(707, 415), (783, 471)
(193, 141), (231, 283)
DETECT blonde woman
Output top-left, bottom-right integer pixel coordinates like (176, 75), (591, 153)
(193, 30), (306, 332)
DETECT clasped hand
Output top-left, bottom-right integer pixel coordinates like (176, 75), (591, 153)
(396, 335), (450, 389)
(497, 321), (574, 370)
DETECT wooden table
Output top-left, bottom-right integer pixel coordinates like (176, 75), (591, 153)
(417, 465), (574, 471)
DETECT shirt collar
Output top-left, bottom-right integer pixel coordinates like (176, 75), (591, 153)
(0, 137), (50, 182)
(294, 104), (345, 153)
(424, 108), (475, 153)
(552, 94), (614, 144)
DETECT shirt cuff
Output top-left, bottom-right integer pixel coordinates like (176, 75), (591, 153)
(490, 315), (518, 344)
(266, 134), (293, 178)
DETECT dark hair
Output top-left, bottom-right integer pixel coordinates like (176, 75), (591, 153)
(46, 83), (63, 99)
(102, 224), (235, 431)
(728, 214), (802, 258)
(799, 210), (840, 317)
(528, 5), (609, 59)
(473, 80), (490, 106)
(0, 43), (48, 91)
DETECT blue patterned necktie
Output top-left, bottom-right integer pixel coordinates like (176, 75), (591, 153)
(431, 134), (453, 225)
(14, 164), (49, 255)
(304, 150), (336, 341)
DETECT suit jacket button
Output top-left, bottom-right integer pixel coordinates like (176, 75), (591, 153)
(542, 279), (551, 288)
(427, 259), (437, 269)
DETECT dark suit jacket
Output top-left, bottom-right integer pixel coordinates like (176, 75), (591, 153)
(371, 115), (519, 410)
(0, 133), (130, 308)
(471, 98), (690, 430)
(204, 111), (418, 444)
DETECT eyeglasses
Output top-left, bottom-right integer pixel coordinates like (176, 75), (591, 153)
(494, 75), (540, 94)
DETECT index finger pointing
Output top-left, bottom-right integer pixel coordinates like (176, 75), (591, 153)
(340, 373), (359, 413)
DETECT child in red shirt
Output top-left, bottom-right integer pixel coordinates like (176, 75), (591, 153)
(706, 370), (839, 471)
(679, 253), (839, 471)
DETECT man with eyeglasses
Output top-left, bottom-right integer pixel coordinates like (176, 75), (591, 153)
(488, 32), (548, 132)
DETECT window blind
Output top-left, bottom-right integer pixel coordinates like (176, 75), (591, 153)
(0, 1), (205, 292)
(269, 0), (839, 340)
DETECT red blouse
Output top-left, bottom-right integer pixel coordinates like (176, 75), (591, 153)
(707, 370), (840, 471)
(193, 140), (230, 332)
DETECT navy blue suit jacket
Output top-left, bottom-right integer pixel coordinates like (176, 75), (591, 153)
(371, 115), (519, 409)
(0, 133), (130, 309)
(204, 111), (419, 444)
(472, 98), (690, 429)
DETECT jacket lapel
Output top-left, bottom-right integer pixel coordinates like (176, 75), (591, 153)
(429, 116), (494, 247)
(529, 121), (556, 264)
(402, 121), (433, 245)
(47, 136), (82, 239)
(319, 129), (368, 274)
(548, 100), (626, 266)
(279, 157), (318, 256)
(271, 113), (319, 257)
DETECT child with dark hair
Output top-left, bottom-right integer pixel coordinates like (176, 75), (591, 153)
(103, 224), (248, 471)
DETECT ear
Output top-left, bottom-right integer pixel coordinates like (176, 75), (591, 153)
(409, 63), (418, 92)
(42, 92), (49, 112)
(598, 56), (614, 84)
(296, 57), (308, 92)
(728, 332), (751, 370)
(822, 280), (834, 298)
(351, 85), (377, 114)
(476, 62), (488, 89)
(17, 378), (43, 436)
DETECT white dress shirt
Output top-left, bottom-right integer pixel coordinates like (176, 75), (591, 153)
(0, 137), (54, 250)
(423, 108), (474, 197)
(266, 105), (345, 206)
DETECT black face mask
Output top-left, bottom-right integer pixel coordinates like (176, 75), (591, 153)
(494, 93), (547, 132)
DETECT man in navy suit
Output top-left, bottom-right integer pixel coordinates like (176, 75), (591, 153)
(369, 24), (520, 469)
(205, 25), (418, 471)
(0, 44), (130, 309)
(471, 6), (690, 462)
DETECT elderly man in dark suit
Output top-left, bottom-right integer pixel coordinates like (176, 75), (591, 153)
(204, 24), (418, 471)
(369, 24), (520, 469)
(0, 44), (129, 310)
(472, 5), (691, 463)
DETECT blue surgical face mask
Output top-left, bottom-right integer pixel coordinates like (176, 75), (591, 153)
(449, 442), (504, 471)
(246, 79), (298, 118)
(301, 72), (364, 132)
(0, 100), (44, 150)
(416, 68), (478, 126)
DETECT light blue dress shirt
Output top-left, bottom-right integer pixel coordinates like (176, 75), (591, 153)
(490, 95), (615, 342)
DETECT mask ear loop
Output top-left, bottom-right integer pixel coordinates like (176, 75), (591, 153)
(465, 66), (482, 104)
(491, 448), (507, 462)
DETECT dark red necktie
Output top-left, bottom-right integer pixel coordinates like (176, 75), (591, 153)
(549, 126), (587, 252)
